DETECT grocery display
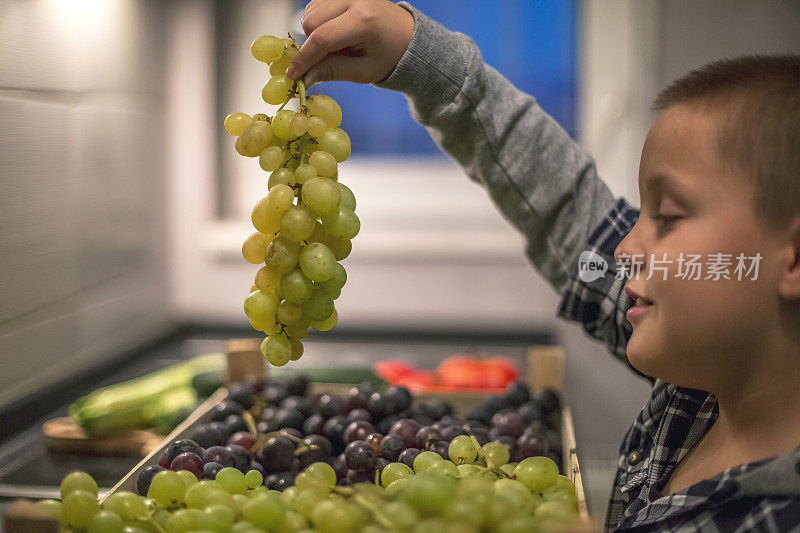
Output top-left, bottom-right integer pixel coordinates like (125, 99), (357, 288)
(227, 35), (356, 367)
(27, 371), (585, 532)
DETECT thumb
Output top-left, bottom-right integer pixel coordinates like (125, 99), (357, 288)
(303, 54), (372, 87)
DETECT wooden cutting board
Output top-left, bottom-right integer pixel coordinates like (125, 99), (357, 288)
(43, 417), (164, 456)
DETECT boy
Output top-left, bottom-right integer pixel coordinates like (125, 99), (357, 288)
(288, 0), (800, 530)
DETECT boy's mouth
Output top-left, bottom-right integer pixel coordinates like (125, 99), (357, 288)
(625, 286), (654, 322)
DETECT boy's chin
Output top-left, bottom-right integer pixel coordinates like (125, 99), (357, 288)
(626, 334), (662, 377)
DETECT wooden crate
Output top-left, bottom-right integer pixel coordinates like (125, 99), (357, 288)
(5, 341), (595, 532)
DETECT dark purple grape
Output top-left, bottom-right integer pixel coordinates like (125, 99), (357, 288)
(249, 461), (265, 478)
(524, 421), (548, 438)
(227, 382), (256, 409)
(345, 468), (374, 485)
(346, 408), (373, 424)
(547, 451), (564, 474)
(347, 384), (371, 410)
(465, 406), (493, 426)
(519, 401), (545, 424)
(278, 428), (303, 440)
(259, 436), (297, 474)
(546, 429), (562, 452)
(207, 421), (233, 441)
(366, 433), (383, 456)
(285, 373), (310, 396)
(210, 400), (244, 422)
(265, 384), (289, 405)
(318, 395), (349, 419)
(224, 414), (249, 434)
(398, 448), (420, 469)
(344, 421), (375, 444)
(203, 462), (223, 480)
(281, 396), (313, 418)
(469, 428), (490, 446)
(373, 457), (389, 481)
(367, 392), (393, 419)
(376, 415), (399, 435)
(170, 452), (203, 479)
(331, 453), (349, 483)
(344, 440), (376, 472)
(137, 465), (164, 496)
(517, 434), (549, 459)
(227, 444), (250, 472)
(491, 412), (526, 438)
(303, 413), (325, 435)
(274, 408), (305, 431)
(383, 386), (413, 413)
(228, 431), (257, 451)
(166, 439), (203, 465)
(322, 415), (348, 454)
(503, 381), (531, 408)
(484, 396), (507, 414)
(303, 434), (333, 457)
(158, 452), (170, 469)
(440, 425), (468, 442)
(427, 440), (449, 460)
(415, 426), (443, 449)
(297, 444), (329, 470)
(428, 400), (454, 421)
(380, 434), (404, 462)
(389, 419), (421, 449)
(266, 471), (296, 490)
(203, 446), (234, 467)
(544, 409), (562, 432)
(534, 389), (561, 414)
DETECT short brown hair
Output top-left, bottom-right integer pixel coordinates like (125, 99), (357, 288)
(653, 55), (800, 230)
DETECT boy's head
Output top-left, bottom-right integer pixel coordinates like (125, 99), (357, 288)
(614, 55), (800, 391)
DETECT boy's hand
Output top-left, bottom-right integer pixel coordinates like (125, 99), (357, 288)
(287, 0), (414, 87)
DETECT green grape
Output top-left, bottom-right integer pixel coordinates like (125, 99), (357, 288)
(500, 462), (518, 476)
(383, 500), (419, 530)
(268, 167), (296, 189)
(250, 317), (281, 334)
(34, 499), (62, 521)
(262, 333), (292, 366)
(385, 477), (410, 494)
(216, 467), (247, 495)
(380, 462), (414, 487)
(238, 121), (273, 157)
(300, 288), (334, 322)
(253, 113), (270, 122)
(294, 472), (329, 493)
(267, 184), (295, 215)
(482, 441), (510, 467)
(308, 150), (337, 177)
(280, 205), (316, 242)
(265, 235), (301, 274)
(317, 262), (346, 292)
(514, 457), (559, 492)
(534, 500), (577, 521)
(62, 489), (100, 529)
(203, 504), (235, 532)
(87, 509), (124, 533)
(305, 95), (342, 129)
(413, 451), (443, 474)
(184, 482), (218, 509)
(61, 471), (98, 499)
(147, 470), (186, 509)
(224, 113), (253, 136)
(541, 486), (578, 511)
(302, 178), (341, 215)
(305, 221), (325, 243)
(285, 320), (310, 339)
(290, 488), (322, 520)
(304, 463), (336, 488)
(270, 46), (298, 76)
(245, 470), (264, 489)
(310, 309), (337, 332)
(485, 490), (530, 526)
(317, 128), (351, 162)
(322, 206), (360, 239)
(272, 110), (296, 140)
(165, 508), (203, 533)
(242, 232), (273, 264)
(289, 114), (308, 137)
(456, 464), (483, 477)
(103, 491), (147, 521)
(549, 474), (575, 494)
(429, 460), (460, 477)
(306, 115), (326, 137)
(251, 35), (285, 63)
(244, 289), (279, 321)
(243, 493), (287, 530)
(277, 299), (303, 324)
(262, 75), (292, 105)
(231, 523), (264, 533)
(322, 235), (351, 261)
(251, 196), (282, 234)
(448, 435), (478, 464)
(255, 266), (282, 292)
(299, 242), (336, 282)
(280, 269), (314, 303)
(289, 336), (304, 361)
(337, 182), (356, 211)
(496, 515), (539, 533)
(402, 472), (456, 516)
(294, 163), (317, 185)
(311, 500), (358, 533)
(259, 146), (285, 171)
(442, 498), (485, 528)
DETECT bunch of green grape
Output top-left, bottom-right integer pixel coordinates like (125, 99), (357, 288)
(40, 448), (580, 533)
(224, 35), (358, 366)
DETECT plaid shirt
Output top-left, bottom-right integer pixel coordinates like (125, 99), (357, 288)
(557, 197), (800, 532)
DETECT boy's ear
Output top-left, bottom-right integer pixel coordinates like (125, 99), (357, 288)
(778, 217), (800, 301)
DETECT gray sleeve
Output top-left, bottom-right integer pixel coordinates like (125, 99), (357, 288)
(376, 3), (618, 294)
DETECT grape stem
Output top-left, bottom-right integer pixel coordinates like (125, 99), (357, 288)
(354, 494), (394, 529)
(298, 80), (306, 108)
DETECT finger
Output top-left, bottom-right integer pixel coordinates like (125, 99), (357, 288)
(288, 13), (364, 79)
(301, 0), (348, 37)
(303, 54), (369, 86)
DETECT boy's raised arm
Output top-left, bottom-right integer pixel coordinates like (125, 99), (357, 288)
(291, 0), (650, 378)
